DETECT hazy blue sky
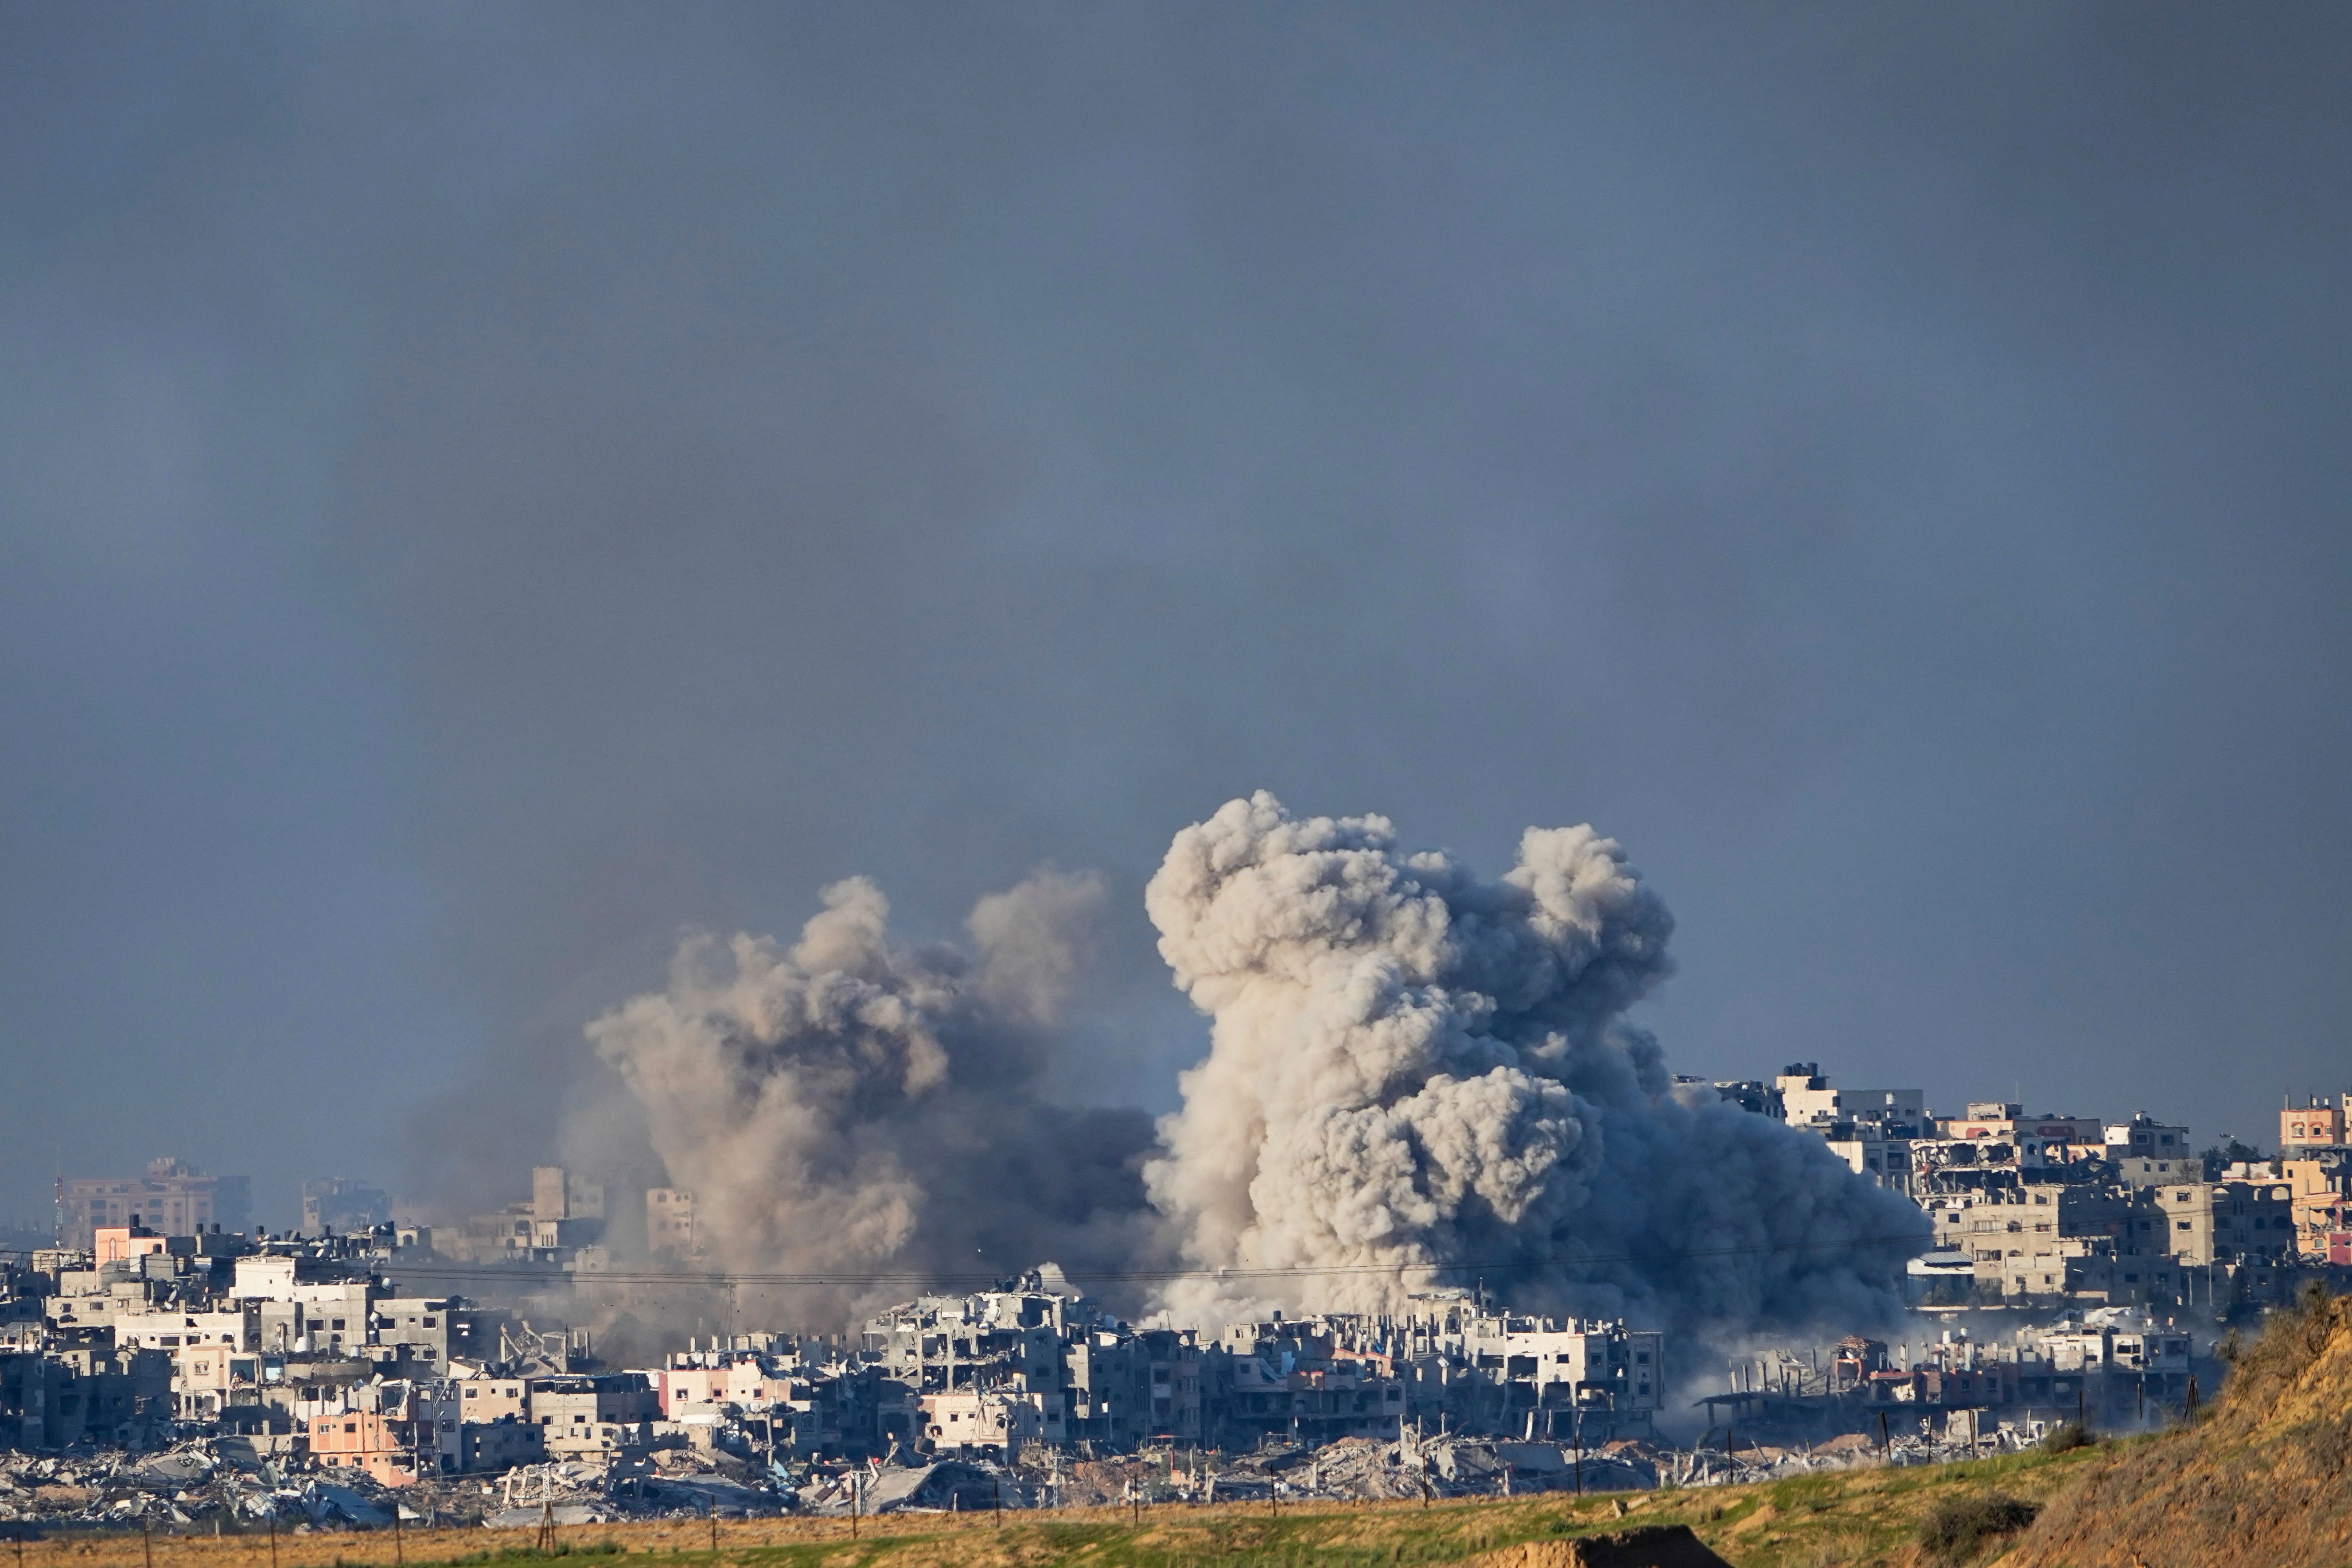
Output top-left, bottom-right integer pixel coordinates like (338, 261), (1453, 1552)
(4, 3), (2348, 1229)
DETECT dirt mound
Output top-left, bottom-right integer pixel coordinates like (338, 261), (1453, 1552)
(1464, 1525), (1731, 1568)
(2005, 1285), (2352, 1568)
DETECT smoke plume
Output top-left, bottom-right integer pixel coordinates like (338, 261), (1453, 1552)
(583, 793), (1925, 1337)
(584, 869), (1157, 1325)
(1141, 792), (1927, 1333)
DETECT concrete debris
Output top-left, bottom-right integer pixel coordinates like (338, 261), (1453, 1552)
(483, 1503), (617, 1528)
(0, 1438), (794, 1531)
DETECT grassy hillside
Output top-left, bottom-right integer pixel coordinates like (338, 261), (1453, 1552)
(2001, 1284), (2352, 1568)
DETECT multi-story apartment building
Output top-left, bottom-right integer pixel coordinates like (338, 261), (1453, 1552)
(2282, 1153), (2351, 1263)
(300, 1179), (390, 1235)
(527, 1371), (658, 1458)
(1766, 1067), (1928, 1191)
(2152, 1180), (2297, 1267)
(1931, 1187), (2182, 1303)
(55, 1161), (249, 1252)
(916, 1387), (1051, 1457)
(1777, 1065), (1843, 1128)
(2282, 1093), (2349, 1152)
(646, 1187), (697, 1256)
(2103, 1115), (2196, 1184)
(369, 1297), (460, 1368)
(453, 1370), (530, 1424)
(1937, 1104), (2106, 1147)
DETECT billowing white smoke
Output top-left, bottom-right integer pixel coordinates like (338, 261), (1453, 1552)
(585, 869), (1157, 1325)
(1142, 792), (1926, 1333)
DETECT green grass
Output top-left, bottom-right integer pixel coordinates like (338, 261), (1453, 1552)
(373, 1444), (2116, 1568)
(20, 1440), (2140, 1568)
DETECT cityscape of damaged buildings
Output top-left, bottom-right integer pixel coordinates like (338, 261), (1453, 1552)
(3, 1072), (2348, 1527)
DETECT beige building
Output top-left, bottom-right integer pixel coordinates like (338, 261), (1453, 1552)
(169, 1340), (257, 1421)
(455, 1372), (530, 1424)
(56, 1160), (249, 1250)
(1937, 1188), (2180, 1303)
(646, 1187), (697, 1255)
(2283, 1154), (2351, 1262)
(2153, 1180), (2296, 1266)
(918, 1388), (1048, 1458)
(529, 1372), (656, 1457)
(2104, 1115), (2194, 1183)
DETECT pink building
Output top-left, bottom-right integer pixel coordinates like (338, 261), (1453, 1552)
(93, 1226), (167, 1265)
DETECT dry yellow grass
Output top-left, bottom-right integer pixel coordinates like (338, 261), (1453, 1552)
(1998, 1285), (2352, 1568)
(0, 1450), (2108, 1568)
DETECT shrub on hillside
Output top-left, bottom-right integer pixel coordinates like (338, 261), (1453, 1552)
(1918, 1491), (2039, 1560)
(2040, 1421), (2091, 1453)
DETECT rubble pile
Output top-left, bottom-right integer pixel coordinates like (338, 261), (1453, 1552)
(0, 1439), (814, 1534)
(0, 1440), (401, 1529)
(1009, 1436), (1666, 1508)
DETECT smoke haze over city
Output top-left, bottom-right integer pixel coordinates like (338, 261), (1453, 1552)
(4, 2), (2351, 1278)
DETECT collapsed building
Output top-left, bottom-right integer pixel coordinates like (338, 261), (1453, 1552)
(1700, 1308), (2205, 1450)
(822, 1280), (1666, 1462)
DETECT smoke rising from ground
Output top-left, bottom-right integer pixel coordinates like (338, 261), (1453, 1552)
(1142, 793), (1928, 1334)
(582, 794), (1926, 1336)
(583, 869), (1158, 1326)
